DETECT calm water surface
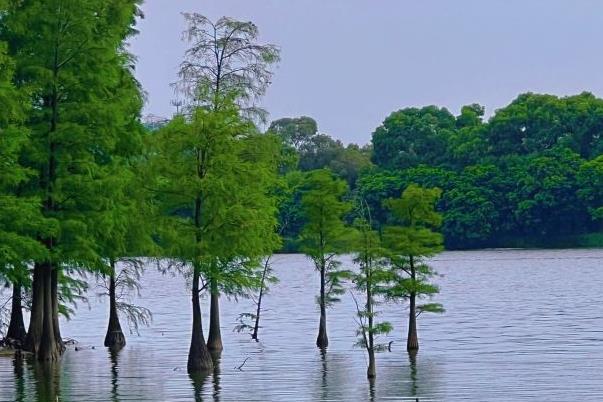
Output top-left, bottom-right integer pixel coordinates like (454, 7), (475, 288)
(1, 249), (603, 401)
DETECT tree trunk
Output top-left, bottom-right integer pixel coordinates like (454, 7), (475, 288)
(366, 265), (376, 378)
(367, 348), (376, 379)
(316, 263), (328, 348)
(105, 261), (126, 350)
(24, 263), (44, 354)
(51, 266), (64, 353)
(38, 263), (61, 361)
(252, 259), (270, 341)
(407, 292), (419, 351)
(187, 269), (213, 374)
(207, 280), (223, 353)
(407, 256), (419, 352)
(6, 283), (27, 346)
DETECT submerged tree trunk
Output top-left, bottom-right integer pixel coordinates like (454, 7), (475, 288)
(207, 279), (223, 353)
(252, 258), (270, 340)
(25, 263), (44, 354)
(407, 256), (419, 352)
(38, 263), (61, 361)
(187, 269), (213, 373)
(51, 267), (64, 354)
(366, 267), (376, 378)
(105, 261), (126, 350)
(6, 283), (27, 346)
(316, 262), (328, 348)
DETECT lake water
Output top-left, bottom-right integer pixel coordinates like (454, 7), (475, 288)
(1, 249), (603, 401)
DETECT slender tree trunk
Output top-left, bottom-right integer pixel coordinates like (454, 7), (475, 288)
(105, 261), (126, 350)
(407, 256), (419, 352)
(207, 279), (223, 353)
(252, 259), (270, 340)
(25, 263), (44, 354)
(38, 263), (60, 361)
(6, 283), (27, 346)
(366, 265), (376, 378)
(187, 269), (213, 374)
(316, 261), (328, 348)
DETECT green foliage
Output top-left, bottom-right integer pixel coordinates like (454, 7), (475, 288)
(360, 91), (603, 249)
(1, 0), (145, 272)
(350, 206), (393, 354)
(371, 106), (456, 170)
(148, 100), (281, 292)
(0, 40), (48, 284)
(383, 185), (444, 315)
(269, 116), (372, 186)
(298, 169), (353, 306)
(578, 155), (603, 221)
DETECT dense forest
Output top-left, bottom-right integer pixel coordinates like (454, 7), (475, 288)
(270, 93), (603, 250)
(0, 0), (602, 387)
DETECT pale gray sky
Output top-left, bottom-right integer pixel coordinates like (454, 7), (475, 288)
(129, 0), (603, 144)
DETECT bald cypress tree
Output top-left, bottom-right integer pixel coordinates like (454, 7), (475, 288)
(298, 169), (352, 349)
(383, 184), (444, 353)
(1, 0), (144, 360)
(148, 99), (280, 373)
(0, 29), (48, 347)
(176, 14), (280, 353)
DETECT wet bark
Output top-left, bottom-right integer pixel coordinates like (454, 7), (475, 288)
(6, 283), (27, 346)
(316, 261), (328, 348)
(407, 255), (419, 352)
(104, 261), (126, 350)
(187, 269), (213, 374)
(24, 263), (44, 354)
(207, 280), (223, 353)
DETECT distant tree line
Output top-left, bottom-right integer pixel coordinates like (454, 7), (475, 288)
(271, 93), (603, 250)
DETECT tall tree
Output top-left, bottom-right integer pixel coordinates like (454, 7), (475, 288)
(96, 157), (156, 350)
(148, 100), (280, 373)
(298, 169), (352, 349)
(2, 0), (144, 360)
(350, 205), (392, 379)
(383, 184), (444, 352)
(0, 33), (48, 346)
(176, 14), (280, 353)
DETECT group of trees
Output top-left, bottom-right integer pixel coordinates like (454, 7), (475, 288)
(1, 5), (443, 382)
(3, 0), (601, 388)
(297, 172), (445, 378)
(365, 94), (603, 249)
(272, 93), (603, 251)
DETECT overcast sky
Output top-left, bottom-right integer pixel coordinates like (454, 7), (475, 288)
(129, 0), (603, 144)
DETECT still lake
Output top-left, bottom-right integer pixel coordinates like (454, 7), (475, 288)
(1, 249), (603, 401)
